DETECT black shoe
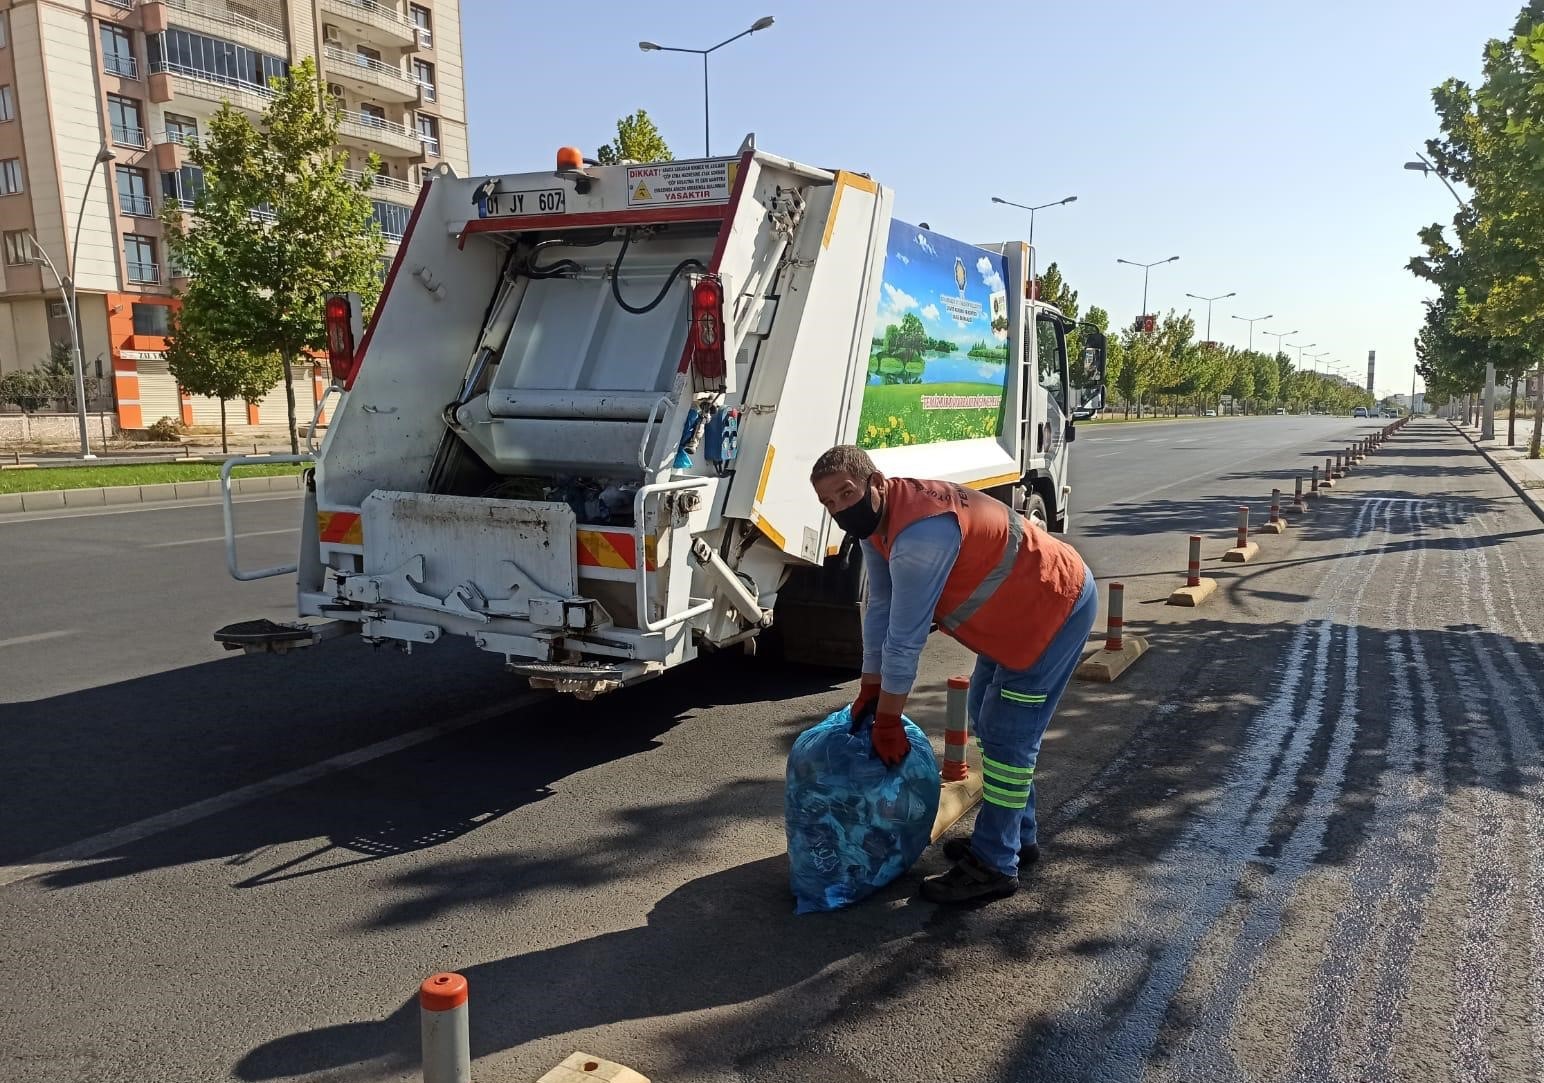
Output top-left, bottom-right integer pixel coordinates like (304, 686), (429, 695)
(919, 850), (1019, 905)
(942, 837), (1040, 869)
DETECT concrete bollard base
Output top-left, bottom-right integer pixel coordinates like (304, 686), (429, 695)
(1283, 503), (1308, 517)
(1256, 520), (1287, 534)
(1076, 635), (1150, 682)
(1167, 578), (1217, 606)
(930, 773), (984, 843)
(1222, 541), (1260, 563)
(538, 1053), (651, 1082)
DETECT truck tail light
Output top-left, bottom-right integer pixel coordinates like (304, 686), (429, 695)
(690, 276), (726, 381)
(325, 293), (358, 384)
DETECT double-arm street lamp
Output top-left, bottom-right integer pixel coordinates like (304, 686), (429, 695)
(1117, 255), (1179, 327)
(26, 144), (116, 459)
(990, 194), (1077, 248)
(640, 17), (775, 157)
(1232, 312), (1273, 354)
(1185, 290), (1235, 343)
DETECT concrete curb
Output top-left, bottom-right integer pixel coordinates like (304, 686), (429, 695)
(0, 472), (302, 514)
(1452, 420), (1544, 524)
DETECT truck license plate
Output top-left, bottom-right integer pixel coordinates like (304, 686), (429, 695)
(490, 188), (566, 216)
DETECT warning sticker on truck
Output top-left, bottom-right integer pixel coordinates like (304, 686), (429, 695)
(626, 159), (738, 207)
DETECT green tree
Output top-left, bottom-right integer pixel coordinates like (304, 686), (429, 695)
(163, 57), (384, 454)
(1119, 310), (1194, 418)
(596, 109), (673, 165)
(164, 298), (283, 453)
(39, 339), (97, 409)
(1252, 351), (1281, 407)
(0, 370), (55, 412)
(1225, 349), (1256, 412)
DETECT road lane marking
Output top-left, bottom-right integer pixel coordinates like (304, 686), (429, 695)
(0, 630), (76, 649)
(0, 493), (298, 527)
(145, 528), (297, 549)
(0, 690), (545, 890)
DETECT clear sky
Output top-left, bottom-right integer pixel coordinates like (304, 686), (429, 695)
(462, 0), (1522, 402)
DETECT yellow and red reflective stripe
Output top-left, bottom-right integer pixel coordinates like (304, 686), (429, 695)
(317, 511), (363, 545)
(576, 529), (657, 571)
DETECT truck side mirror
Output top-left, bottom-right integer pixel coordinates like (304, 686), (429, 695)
(1080, 328), (1107, 385)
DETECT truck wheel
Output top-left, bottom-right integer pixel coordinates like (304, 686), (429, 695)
(769, 536), (866, 670)
(1025, 491), (1050, 531)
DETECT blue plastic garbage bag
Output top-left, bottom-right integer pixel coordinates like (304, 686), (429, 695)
(785, 706), (941, 914)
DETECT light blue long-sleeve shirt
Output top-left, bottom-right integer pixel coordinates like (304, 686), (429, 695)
(861, 512), (962, 695)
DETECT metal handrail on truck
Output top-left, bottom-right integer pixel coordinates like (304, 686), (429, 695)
(221, 455), (316, 581)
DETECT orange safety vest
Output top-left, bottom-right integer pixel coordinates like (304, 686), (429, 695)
(870, 477), (1087, 671)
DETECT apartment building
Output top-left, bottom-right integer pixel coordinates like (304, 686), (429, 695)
(0, 0), (468, 430)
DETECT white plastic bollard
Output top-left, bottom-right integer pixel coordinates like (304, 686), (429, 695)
(421, 973), (471, 1083)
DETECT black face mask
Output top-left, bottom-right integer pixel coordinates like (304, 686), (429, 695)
(833, 480), (883, 540)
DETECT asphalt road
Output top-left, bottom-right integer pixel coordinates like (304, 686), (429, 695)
(3, 416), (1541, 1083)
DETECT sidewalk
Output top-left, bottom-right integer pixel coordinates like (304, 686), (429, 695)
(1451, 418), (1544, 521)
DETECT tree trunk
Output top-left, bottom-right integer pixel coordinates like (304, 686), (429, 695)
(1530, 359), (1543, 460)
(281, 350), (299, 455)
(1508, 374), (1519, 446)
(220, 397), (228, 454)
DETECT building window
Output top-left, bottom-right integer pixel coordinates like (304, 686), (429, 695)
(372, 199), (410, 241)
(416, 113), (439, 157)
(131, 302), (171, 336)
(413, 59), (435, 101)
(4, 230), (31, 265)
(160, 164), (205, 208)
(0, 86), (13, 123)
(117, 165), (153, 217)
(0, 13), (9, 50)
(0, 158), (22, 195)
(107, 95), (146, 148)
(146, 29), (288, 93)
(359, 102), (386, 126)
(164, 113), (197, 145)
(356, 44), (382, 64)
(411, 5), (432, 48)
(102, 25), (137, 78)
(125, 234), (159, 283)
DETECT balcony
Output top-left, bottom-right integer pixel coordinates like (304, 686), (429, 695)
(112, 124), (149, 150)
(104, 53), (140, 79)
(322, 45), (419, 102)
(345, 167), (420, 205)
(318, 0), (417, 48)
(120, 193), (155, 217)
(127, 261), (162, 285)
(336, 109), (424, 156)
(149, 59), (275, 114)
(160, 0), (287, 55)
(151, 133), (194, 171)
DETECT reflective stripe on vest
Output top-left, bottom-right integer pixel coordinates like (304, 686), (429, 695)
(939, 507), (1024, 633)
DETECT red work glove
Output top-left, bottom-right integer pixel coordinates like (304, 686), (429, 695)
(850, 678), (881, 728)
(871, 712), (910, 767)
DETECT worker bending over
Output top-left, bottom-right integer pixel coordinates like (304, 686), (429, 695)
(809, 445), (1098, 905)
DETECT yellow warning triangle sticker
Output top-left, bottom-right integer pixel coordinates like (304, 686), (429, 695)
(633, 182), (652, 201)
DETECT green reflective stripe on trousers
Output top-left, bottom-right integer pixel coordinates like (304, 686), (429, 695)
(982, 755), (1035, 782)
(982, 784), (1031, 809)
(1000, 689), (1047, 705)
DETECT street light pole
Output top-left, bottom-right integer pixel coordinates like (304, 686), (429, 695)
(1403, 152), (1469, 210)
(1232, 312), (1273, 354)
(1116, 255), (1180, 329)
(27, 144), (115, 460)
(1185, 290), (1236, 343)
(639, 17), (775, 157)
(990, 194), (1077, 250)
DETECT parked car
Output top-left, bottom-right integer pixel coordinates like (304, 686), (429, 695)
(1204, 409), (1217, 417)
(1275, 407), (1287, 415)
(1353, 407), (1369, 418)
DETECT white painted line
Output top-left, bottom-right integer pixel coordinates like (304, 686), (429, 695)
(145, 527), (297, 549)
(0, 630), (76, 650)
(0, 690), (545, 890)
(0, 493), (298, 527)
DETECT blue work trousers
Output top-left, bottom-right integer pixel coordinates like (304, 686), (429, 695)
(966, 565), (1098, 876)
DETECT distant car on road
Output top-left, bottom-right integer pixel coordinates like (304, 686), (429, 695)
(1275, 407), (1287, 415)
(1204, 409), (1217, 417)
(1353, 407), (1369, 418)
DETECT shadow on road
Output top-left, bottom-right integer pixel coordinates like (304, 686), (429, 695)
(9, 646), (842, 891)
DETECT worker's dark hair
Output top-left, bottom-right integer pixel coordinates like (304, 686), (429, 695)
(810, 444), (877, 484)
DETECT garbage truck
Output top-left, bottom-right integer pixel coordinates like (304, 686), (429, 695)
(216, 137), (1107, 697)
